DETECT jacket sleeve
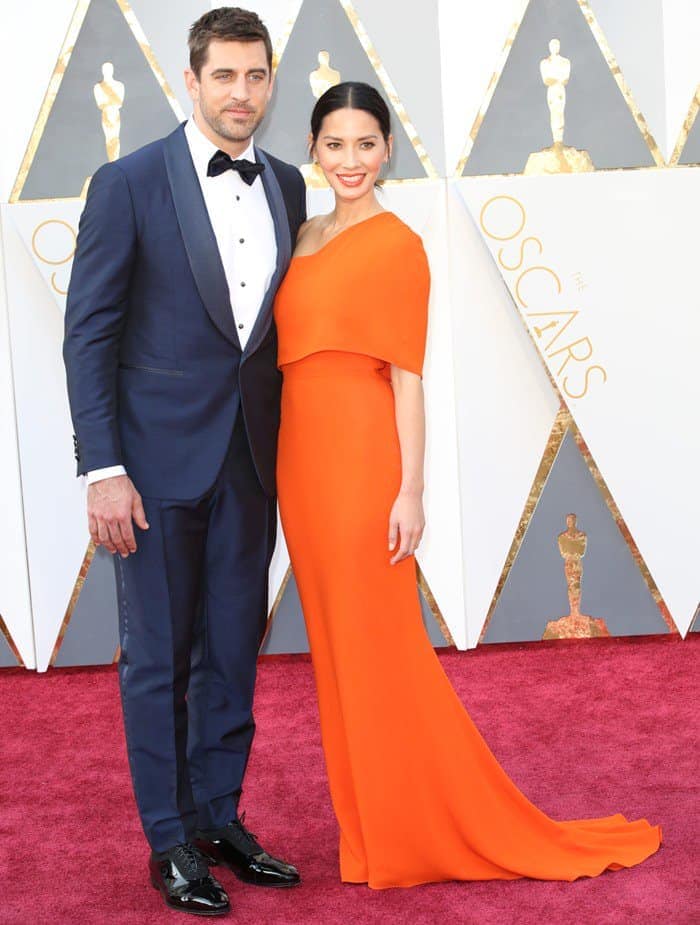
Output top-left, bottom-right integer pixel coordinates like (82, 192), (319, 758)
(63, 162), (136, 475)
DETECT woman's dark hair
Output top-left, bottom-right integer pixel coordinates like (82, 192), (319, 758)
(310, 81), (391, 156)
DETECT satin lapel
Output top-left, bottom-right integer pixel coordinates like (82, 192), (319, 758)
(243, 147), (293, 358)
(163, 124), (241, 350)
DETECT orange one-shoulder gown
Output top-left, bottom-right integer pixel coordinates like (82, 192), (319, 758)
(273, 211), (662, 889)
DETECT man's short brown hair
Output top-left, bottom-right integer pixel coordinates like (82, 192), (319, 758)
(188, 7), (273, 77)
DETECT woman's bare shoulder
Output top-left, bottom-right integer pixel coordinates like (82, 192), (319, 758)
(296, 214), (325, 244)
(293, 214), (332, 256)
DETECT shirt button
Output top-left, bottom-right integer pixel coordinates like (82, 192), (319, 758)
(238, 323), (244, 329)
(239, 238), (245, 244)
(240, 281), (246, 287)
(236, 195), (240, 201)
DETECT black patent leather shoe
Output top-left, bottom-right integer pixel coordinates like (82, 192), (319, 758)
(149, 842), (231, 916)
(195, 814), (301, 888)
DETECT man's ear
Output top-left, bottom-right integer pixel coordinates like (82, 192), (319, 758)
(184, 68), (199, 102)
(307, 133), (315, 161)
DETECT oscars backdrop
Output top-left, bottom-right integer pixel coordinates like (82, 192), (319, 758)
(0, 0), (697, 670)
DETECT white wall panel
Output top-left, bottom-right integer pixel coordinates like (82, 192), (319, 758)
(459, 170), (700, 635)
(3, 207), (89, 671)
(1, 0), (698, 666)
(0, 217), (34, 667)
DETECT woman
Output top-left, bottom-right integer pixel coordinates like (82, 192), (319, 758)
(273, 82), (662, 889)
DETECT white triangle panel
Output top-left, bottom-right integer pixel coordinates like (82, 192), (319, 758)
(662, 1), (700, 161)
(0, 210), (35, 667)
(415, 185), (467, 648)
(3, 207), (89, 671)
(448, 182), (559, 647)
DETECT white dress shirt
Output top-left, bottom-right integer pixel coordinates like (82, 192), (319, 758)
(87, 116), (278, 485)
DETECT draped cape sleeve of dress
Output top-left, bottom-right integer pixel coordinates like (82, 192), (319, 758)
(276, 212), (429, 376)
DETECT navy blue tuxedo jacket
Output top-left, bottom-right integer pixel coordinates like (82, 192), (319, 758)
(64, 123), (306, 499)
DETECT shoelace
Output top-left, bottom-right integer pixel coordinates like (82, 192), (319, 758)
(233, 812), (262, 853)
(172, 842), (208, 879)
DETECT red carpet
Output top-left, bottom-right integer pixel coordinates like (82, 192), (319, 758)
(2, 635), (697, 924)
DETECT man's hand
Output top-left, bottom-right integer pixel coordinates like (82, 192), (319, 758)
(87, 474), (149, 557)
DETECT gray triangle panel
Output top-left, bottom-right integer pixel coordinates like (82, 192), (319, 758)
(255, 0), (426, 179)
(419, 589), (450, 647)
(0, 627), (21, 667)
(352, 0), (445, 174)
(690, 604), (700, 632)
(260, 572), (310, 655)
(482, 428), (668, 643)
(21, 0), (179, 200)
(463, 0), (655, 176)
(260, 569), (448, 655)
(127, 0), (210, 117)
(678, 106), (700, 165)
(54, 546), (119, 666)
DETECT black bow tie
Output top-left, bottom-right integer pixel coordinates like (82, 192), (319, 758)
(207, 149), (265, 185)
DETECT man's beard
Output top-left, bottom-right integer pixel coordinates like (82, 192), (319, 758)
(200, 97), (264, 143)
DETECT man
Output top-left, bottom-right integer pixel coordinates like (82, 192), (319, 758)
(64, 8), (306, 916)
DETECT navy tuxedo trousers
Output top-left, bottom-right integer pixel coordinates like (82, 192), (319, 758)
(113, 412), (276, 851)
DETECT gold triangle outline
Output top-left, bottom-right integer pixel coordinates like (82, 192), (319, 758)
(10, 0), (184, 204)
(0, 613), (25, 667)
(477, 404), (680, 643)
(9, 0), (91, 203)
(688, 604), (699, 633)
(478, 404), (568, 643)
(454, 0), (665, 177)
(272, 0), (438, 181)
(572, 423), (679, 637)
(668, 85), (700, 166)
(115, 0), (186, 120)
(49, 540), (96, 666)
(259, 562), (294, 651)
(259, 561), (455, 650)
(417, 566), (455, 646)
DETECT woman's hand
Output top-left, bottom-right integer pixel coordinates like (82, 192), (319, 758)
(388, 489), (425, 565)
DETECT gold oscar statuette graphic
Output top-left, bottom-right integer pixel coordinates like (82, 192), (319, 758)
(542, 514), (611, 639)
(310, 50), (341, 98)
(301, 51), (342, 188)
(80, 63), (126, 198)
(524, 39), (595, 175)
(94, 61), (125, 161)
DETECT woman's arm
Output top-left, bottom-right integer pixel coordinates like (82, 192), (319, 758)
(388, 365), (426, 565)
